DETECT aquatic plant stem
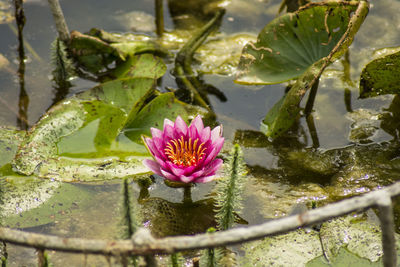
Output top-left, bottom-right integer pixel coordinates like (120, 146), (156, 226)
(155, 0), (164, 37)
(47, 0), (70, 42)
(306, 114), (320, 148)
(174, 9), (225, 110)
(304, 78), (319, 116)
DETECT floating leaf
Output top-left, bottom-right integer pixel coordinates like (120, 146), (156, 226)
(110, 54), (167, 79)
(240, 212), (398, 266)
(1, 177), (93, 228)
(319, 213), (400, 263)
(240, 229), (322, 266)
(359, 49), (400, 98)
(235, 1), (368, 84)
(70, 30), (168, 74)
(0, 127), (25, 168)
(13, 54), (207, 181)
(125, 92), (208, 142)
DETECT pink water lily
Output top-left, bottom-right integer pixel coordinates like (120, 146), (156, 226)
(142, 115), (224, 183)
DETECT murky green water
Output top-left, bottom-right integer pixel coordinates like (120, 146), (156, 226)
(2, 0), (400, 266)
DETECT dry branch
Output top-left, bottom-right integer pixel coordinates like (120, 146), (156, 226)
(1, 182), (400, 256)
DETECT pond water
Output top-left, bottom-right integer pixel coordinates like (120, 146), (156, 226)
(1, 0), (400, 266)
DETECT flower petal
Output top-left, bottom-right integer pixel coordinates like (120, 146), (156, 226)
(163, 118), (174, 129)
(203, 137), (224, 166)
(174, 116), (188, 137)
(210, 125), (222, 143)
(160, 169), (180, 182)
(179, 175), (195, 183)
(202, 158), (223, 176)
(195, 175), (217, 183)
(154, 155), (169, 170)
(188, 115), (204, 138)
(200, 126), (211, 143)
(166, 161), (186, 177)
(151, 137), (166, 151)
(192, 159), (223, 183)
(150, 127), (163, 139)
(144, 137), (164, 159)
(143, 159), (162, 176)
(163, 124), (176, 140)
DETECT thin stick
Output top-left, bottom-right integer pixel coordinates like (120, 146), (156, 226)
(1, 182), (400, 256)
(377, 195), (397, 267)
(47, 0), (70, 42)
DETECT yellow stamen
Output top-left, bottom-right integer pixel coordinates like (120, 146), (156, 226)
(165, 136), (207, 167)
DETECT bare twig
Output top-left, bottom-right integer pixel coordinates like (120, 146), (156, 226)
(377, 195), (397, 267)
(1, 182), (400, 256)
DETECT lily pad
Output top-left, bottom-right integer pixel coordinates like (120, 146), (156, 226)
(125, 92), (207, 142)
(1, 177), (94, 228)
(110, 54), (167, 80)
(240, 212), (398, 266)
(359, 49), (400, 98)
(235, 1), (368, 84)
(240, 229), (322, 267)
(12, 53), (207, 181)
(0, 127), (25, 168)
(319, 213), (400, 263)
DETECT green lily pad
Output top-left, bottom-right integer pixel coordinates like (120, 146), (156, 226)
(240, 229), (322, 267)
(306, 247), (382, 267)
(194, 33), (256, 75)
(359, 49), (400, 98)
(240, 212), (398, 266)
(235, 1), (368, 84)
(125, 92), (208, 142)
(1, 177), (93, 228)
(12, 53), (207, 181)
(110, 54), (167, 80)
(0, 127), (25, 168)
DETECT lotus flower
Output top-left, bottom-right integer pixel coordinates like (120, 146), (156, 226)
(142, 115), (224, 183)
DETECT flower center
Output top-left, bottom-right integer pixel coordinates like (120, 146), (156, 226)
(164, 136), (207, 167)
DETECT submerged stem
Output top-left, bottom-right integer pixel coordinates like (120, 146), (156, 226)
(174, 9), (225, 110)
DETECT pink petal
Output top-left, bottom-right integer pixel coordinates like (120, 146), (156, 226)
(160, 169), (180, 182)
(191, 159), (223, 183)
(163, 118), (174, 129)
(144, 137), (164, 159)
(189, 115), (204, 136)
(179, 175), (196, 183)
(143, 159), (162, 176)
(200, 126), (211, 143)
(188, 124), (199, 140)
(166, 161), (186, 177)
(152, 137), (166, 151)
(210, 125), (222, 143)
(194, 175), (217, 183)
(163, 124), (176, 140)
(202, 158), (223, 176)
(203, 137), (224, 166)
(154, 155), (169, 170)
(174, 116), (188, 137)
(150, 127), (163, 139)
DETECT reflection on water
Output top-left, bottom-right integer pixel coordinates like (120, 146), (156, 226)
(15, 0), (29, 130)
